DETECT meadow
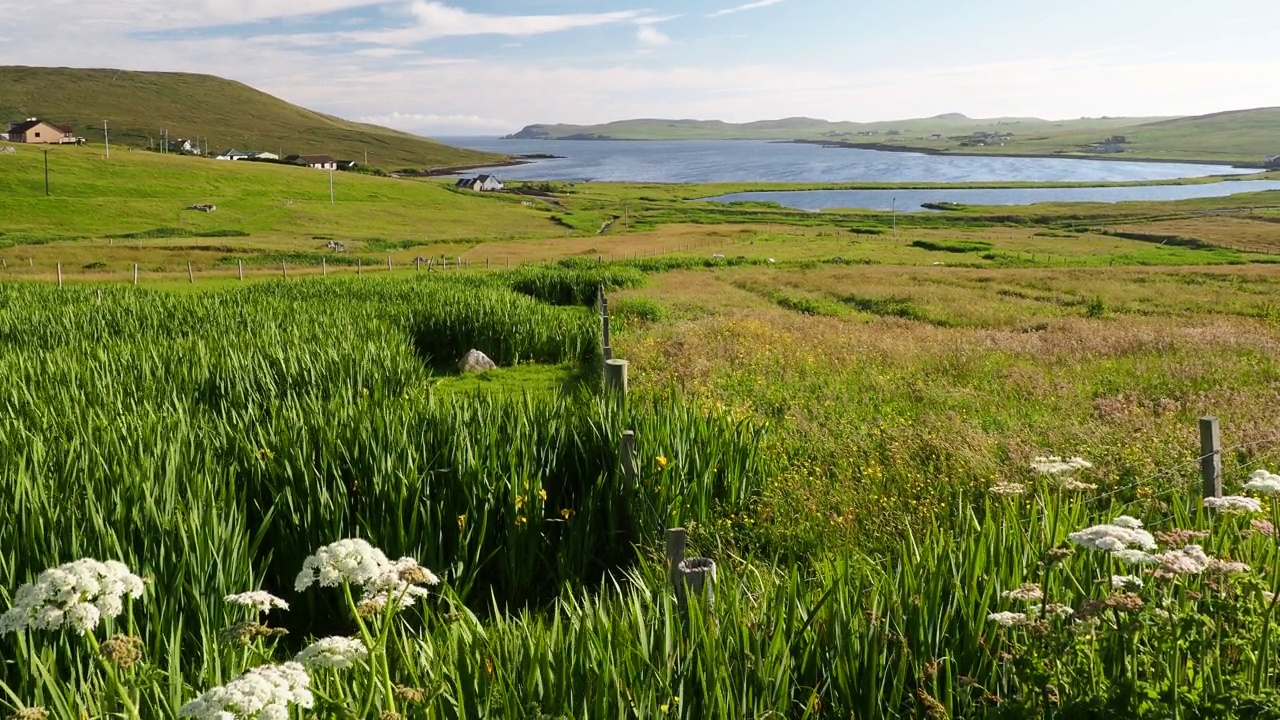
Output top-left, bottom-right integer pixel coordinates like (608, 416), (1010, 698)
(4, 149), (1280, 718)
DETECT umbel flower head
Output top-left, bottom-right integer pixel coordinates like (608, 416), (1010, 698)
(296, 539), (440, 613)
(0, 559), (144, 636)
(1203, 496), (1263, 514)
(179, 662), (313, 720)
(296, 636), (369, 670)
(225, 591), (290, 615)
(1030, 457), (1093, 475)
(1068, 518), (1157, 554)
(1244, 470), (1280, 497)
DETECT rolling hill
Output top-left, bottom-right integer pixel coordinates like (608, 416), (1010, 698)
(0, 66), (504, 170)
(506, 114), (1163, 142)
(506, 109), (1280, 165)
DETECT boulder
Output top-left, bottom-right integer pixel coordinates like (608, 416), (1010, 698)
(458, 349), (497, 374)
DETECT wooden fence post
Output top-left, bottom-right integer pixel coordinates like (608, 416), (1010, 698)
(133, 263), (138, 286)
(56, 263), (62, 288)
(387, 255), (393, 272)
(188, 261), (194, 284)
(678, 558), (717, 611)
(1200, 416), (1222, 499)
(322, 257), (327, 277)
(621, 430), (637, 489)
(282, 261), (287, 280)
(358, 258), (362, 275)
(600, 285), (613, 361)
(604, 359), (628, 399)
(667, 528), (687, 620)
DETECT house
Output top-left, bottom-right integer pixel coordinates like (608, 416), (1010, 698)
(1105, 135), (1128, 145)
(336, 160), (359, 170)
(7, 118), (75, 144)
(249, 151), (280, 161)
(925, 133), (944, 141)
(456, 174), (504, 192)
(288, 154), (338, 170)
(1266, 155), (1280, 169)
(214, 148), (253, 161)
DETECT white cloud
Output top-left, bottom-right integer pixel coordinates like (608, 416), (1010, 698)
(637, 25), (671, 47)
(707, 0), (788, 18)
(357, 112), (511, 133)
(337, 1), (644, 45)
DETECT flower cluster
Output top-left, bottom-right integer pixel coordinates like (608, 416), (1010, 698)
(1068, 518), (1157, 554)
(1243, 470), (1280, 497)
(0, 559), (144, 636)
(1203, 495), (1263, 514)
(179, 662), (313, 720)
(295, 539), (439, 613)
(1030, 457), (1092, 475)
(296, 636), (369, 670)
(989, 482), (1026, 497)
(225, 591), (289, 615)
(1001, 584), (1042, 602)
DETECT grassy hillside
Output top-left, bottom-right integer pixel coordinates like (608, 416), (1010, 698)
(508, 108), (1280, 164)
(0, 66), (504, 170)
(508, 114), (1162, 141)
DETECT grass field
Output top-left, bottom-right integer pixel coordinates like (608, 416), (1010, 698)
(6, 142), (1280, 718)
(0, 67), (502, 170)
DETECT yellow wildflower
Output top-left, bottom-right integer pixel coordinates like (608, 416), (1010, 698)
(515, 495), (526, 510)
(457, 515), (466, 531)
(515, 515), (527, 527)
(560, 508), (574, 520)
(656, 455), (669, 469)
(537, 488), (548, 502)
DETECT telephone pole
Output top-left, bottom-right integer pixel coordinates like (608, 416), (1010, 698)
(104, 120), (110, 159)
(329, 168), (335, 205)
(42, 149), (50, 196)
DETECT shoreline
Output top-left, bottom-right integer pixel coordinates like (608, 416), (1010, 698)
(783, 139), (1260, 169)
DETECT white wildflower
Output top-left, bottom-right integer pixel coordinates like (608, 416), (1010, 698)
(0, 559), (144, 636)
(296, 540), (440, 614)
(225, 591), (290, 615)
(1112, 549), (1158, 565)
(179, 662), (313, 720)
(987, 611), (1031, 627)
(1203, 495), (1264, 513)
(1111, 516), (1143, 530)
(296, 637), (369, 670)
(1208, 559), (1250, 574)
(295, 539), (391, 593)
(1001, 584), (1043, 602)
(1031, 603), (1074, 619)
(1243, 470), (1280, 497)
(1111, 575), (1144, 589)
(989, 482), (1025, 497)
(1068, 523), (1157, 553)
(1154, 545), (1212, 576)
(1031, 456), (1093, 475)
(1060, 479), (1098, 492)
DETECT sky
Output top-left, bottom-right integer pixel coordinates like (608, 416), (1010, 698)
(0, 0), (1277, 136)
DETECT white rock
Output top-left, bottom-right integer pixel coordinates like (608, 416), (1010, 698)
(458, 349), (497, 373)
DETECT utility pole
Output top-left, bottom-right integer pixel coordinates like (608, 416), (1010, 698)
(892, 197), (897, 235)
(364, 149), (368, 166)
(42, 149), (50, 196)
(329, 169), (335, 205)
(103, 120), (109, 159)
(624, 200), (629, 230)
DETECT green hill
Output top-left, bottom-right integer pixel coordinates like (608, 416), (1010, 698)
(509, 108), (1280, 165)
(0, 66), (504, 170)
(506, 114), (1162, 141)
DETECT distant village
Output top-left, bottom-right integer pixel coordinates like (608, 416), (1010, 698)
(0, 117), (510, 188)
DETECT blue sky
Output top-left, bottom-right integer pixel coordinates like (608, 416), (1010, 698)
(1, 0), (1277, 135)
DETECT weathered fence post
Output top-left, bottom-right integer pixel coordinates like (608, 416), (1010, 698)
(416, 257), (421, 272)
(679, 558), (717, 611)
(387, 255), (393, 272)
(282, 261), (287, 280)
(133, 263), (138, 286)
(237, 259), (243, 281)
(600, 285), (613, 361)
(604, 359), (628, 399)
(1201, 416), (1222, 499)
(621, 430), (637, 489)
(322, 257), (327, 277)
(667, 527), (687, 620)
(187, 261), (194, 284)
(357, 259), (362, 275)
(56, 263), (62, 288)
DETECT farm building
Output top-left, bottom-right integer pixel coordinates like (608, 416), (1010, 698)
(214, 148), (253, 161)
(6, 118), (76, 144)
(1266, 155), (1280, 168)
(456, 174), (504, 192)
(288, 154), (338, 170)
